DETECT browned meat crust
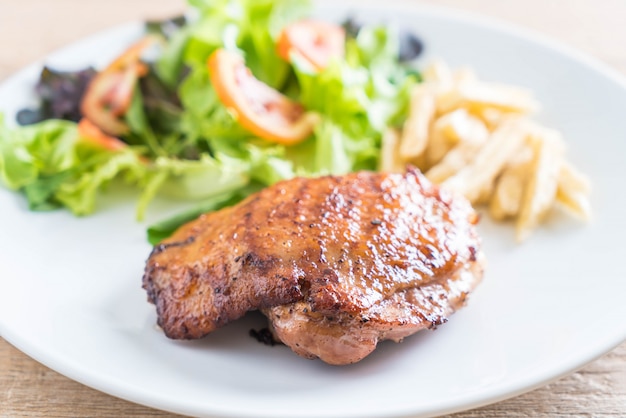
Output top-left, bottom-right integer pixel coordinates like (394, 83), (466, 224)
(143, 168), (484, 364)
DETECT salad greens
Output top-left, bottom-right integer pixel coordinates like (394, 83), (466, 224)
(0, 115), (146, 214)
(0, 0), (422, 244)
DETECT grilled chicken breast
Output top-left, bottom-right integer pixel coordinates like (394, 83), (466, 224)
(143, 168), (484, 365)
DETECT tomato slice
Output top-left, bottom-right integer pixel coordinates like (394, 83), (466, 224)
(77, 118), (128, 151)
(208, 49), (319, 145)
(80, 36), (158, 136)
(277, 20), (345, 71)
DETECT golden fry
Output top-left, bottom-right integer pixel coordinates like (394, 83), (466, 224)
(426, 141), (479, 184)
(555, 161), (592, 220)
(399, 84), (437, 160)
(441, 118), (528, 203)
(390, 59), (591, 240)
(489, 156), (532, 221)
(426, 108), (489, 168)
(437, 80), (540, 115)
(379, 128), (405, 173)
(515, 129), (565, 241)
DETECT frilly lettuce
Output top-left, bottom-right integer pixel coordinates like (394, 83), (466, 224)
(0, 0), (421, 240)
(0, 116), (146, 214)
(290, 25), (418, 176)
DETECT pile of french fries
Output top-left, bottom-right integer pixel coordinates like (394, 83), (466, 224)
(381, 60), (591, 241)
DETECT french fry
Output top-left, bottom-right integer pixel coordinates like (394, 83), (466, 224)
(388, 59), (591, 240)
(426, 110), (465, 168)
(474, 180), (495, 206)
(471, 107), (506, 131)
(490, 174), (522, 220)
(424, 125), (451, 170)
(442, 108), (489, 145)
(436, 80), (540, 115)
(426, 141), (477, 184)
(555, 161), (592, 220)
(515, 128), (565, 241)
(489, 157), (532, 220)
(426, 108), (489, 167)
(441, 118), (528, 203)
(379, 127), (405, 173)
(556, 189), (592, 221)
(558, 161), (591, 194)
(399, 84), (437, 161)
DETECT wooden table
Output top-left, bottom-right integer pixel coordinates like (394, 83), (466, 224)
(0, 0), (624, 416)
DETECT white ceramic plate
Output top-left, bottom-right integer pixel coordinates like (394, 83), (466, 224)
(1, 1), (625, 417)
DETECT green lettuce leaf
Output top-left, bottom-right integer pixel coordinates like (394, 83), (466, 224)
(0, 118), (78, 189)
(289, 24), (418, 176)
(54, 149), (147, 216)
(0, 117), (148, 215)
(1, 0), (423, 244)
(153, 153), (249, 200)
(158, 0), (310, 90)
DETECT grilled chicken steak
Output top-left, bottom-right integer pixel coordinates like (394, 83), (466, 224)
(143, 168), (484, 365)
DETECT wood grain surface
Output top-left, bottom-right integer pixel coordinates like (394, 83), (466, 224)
(0, 0), (625, 417)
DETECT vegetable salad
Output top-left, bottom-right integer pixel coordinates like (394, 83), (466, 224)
(0, 0), (422, 242)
